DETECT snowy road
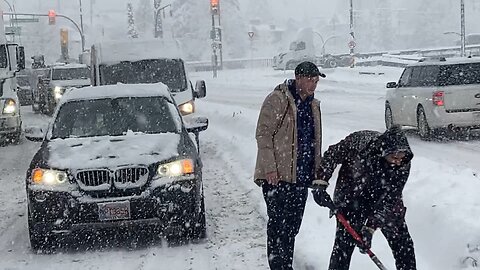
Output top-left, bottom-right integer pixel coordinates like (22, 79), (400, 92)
(0, 110), (268, 269)
(1, 66), (480, 269)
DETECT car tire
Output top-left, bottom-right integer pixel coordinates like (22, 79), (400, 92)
(385, 104), (395, 130)
(417, 107), (431, 140)
(325, 59), (337, 68)
(189, 194), (206, 240)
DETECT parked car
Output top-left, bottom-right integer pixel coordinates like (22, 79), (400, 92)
(385, 57), (480, 139)
(25, 83), (208, 251)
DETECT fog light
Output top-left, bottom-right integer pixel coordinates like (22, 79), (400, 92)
(35, 193), (47, 202)
(180, 181), (193, 189)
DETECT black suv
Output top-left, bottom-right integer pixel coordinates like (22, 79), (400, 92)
(25, 83), (208, 250)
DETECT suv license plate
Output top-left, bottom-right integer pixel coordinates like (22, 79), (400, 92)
(98, 201), (131, 221)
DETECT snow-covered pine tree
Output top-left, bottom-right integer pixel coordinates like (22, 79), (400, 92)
(127, 3), (139, 38)
(170, 0), (247, 60)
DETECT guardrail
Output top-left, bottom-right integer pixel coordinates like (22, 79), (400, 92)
(186, 57), (273, 72)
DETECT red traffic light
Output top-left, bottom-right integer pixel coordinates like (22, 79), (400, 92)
(210, 0), (219, 8)
(48, 9), (56, 25)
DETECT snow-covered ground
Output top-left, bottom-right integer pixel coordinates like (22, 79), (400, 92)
(1, 66), (480, 269)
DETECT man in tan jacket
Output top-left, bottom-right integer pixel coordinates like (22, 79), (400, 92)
(254, 61), (325, 270)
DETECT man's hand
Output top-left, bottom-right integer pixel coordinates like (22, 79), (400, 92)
(359, 226), (375, 253)
(265, 171), (279, 185)
(311, 187), (334, 210)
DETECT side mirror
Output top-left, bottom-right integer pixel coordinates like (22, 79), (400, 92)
(0, 45), (7, 69)
(195, 80), (207, 99)
(24, 126), (45, 142)
(386, 82), (398, 89)
(17, 46), (26, 71)
(185, 116), (209, 133)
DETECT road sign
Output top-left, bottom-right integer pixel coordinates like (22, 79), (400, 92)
(5, 26), (21, 35)
(248, 31), (254, 39)
(10, 17), (40, 23)
(348, 40), (356, 49)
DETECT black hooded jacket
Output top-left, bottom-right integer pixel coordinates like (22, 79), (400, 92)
(321, 128), (414, 229)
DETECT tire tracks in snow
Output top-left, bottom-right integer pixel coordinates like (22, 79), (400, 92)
(200, 141), (268, 269)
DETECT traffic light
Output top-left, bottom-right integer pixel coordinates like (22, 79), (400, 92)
(60, 28), (68, 46)
(210, 0), (219, 14)
(48, 10), (56, 25)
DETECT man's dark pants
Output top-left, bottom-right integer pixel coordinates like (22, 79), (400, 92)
(262, 181), (308, 270)
(328, 209), (417, 270)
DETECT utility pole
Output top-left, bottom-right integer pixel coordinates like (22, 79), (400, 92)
(210, 0), (222, 77)
(460, 0), (466, 57)
(349, 0), (355, 68)
(154, 0), (163, 38)
(90, 0), (93, 26)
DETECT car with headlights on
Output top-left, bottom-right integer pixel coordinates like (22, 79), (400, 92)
(36, 63), (91, 115)
(24, 83), (208, 251)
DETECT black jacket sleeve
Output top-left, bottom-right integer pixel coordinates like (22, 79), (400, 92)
(366, 162), (410, 229)
(321, 131), (378, 182)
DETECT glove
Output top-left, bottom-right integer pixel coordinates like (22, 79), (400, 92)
(311, 187), (335, 210)
(358, 226), (375, 254)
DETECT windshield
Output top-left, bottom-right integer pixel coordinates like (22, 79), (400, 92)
(52, 97), (179, 139)
(52, 67), (90, 81)
(17, 76), (30, 87)
(99, 59), (187, 91)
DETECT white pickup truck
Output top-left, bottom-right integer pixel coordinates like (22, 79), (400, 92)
(0, 11), (26, 144)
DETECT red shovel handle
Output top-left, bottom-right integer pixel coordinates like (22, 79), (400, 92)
(335, 212), (389, 270)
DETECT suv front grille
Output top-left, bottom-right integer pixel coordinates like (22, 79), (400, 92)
(76, 169), (111, 187)
(115, 167), (149, 186)
(75, 166), (150, 190)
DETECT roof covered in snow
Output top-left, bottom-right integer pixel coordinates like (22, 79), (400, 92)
(409, 56), (480, 67)
(94, 39), (184, 65)
(52, 63), (89, 70)
(60, 83), (172, 104)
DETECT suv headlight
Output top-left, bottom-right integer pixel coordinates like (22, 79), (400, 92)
(178, 101), (195, 116)
(2, 99), (17, 114)
(31, 168), (68, 185)
(53, 86), (64, 100)
(156, 159), (194, 177)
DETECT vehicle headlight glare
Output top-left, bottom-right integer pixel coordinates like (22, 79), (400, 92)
(54, 86), (63, 100)
(157, 159), (194, 177)
(179, 101), (194, 116)
(2, 99), (17, 114)
(31, 168), (68, 185)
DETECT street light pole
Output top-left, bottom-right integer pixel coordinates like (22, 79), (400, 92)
(4, 12), (86, 52)
(79, 0), (84, 34)
(323, 35), (339, 56)
(313, 31), (325, 54)
(349, 0), (355, 67)
(460, 0), (466, 57)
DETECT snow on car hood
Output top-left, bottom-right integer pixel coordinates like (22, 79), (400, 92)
(52, 79), (91, 87)
(47, 133), (180, 170)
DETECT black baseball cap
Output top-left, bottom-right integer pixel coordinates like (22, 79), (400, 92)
(295, 61), (326, 78)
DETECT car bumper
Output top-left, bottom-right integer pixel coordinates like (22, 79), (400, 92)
(0, 115), (21, 136)
(427, 107), (480, 129)
(28, 182), (199, 235)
